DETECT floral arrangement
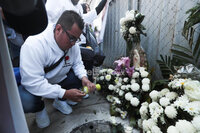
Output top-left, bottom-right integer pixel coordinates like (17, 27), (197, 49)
(139, 76), (200, 133)
(96, 57), (150, 124)
(120, 10), (146, 44)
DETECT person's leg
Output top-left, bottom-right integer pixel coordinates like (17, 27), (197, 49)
(18, 85), (44, 113)
(58, 69), (82, 89)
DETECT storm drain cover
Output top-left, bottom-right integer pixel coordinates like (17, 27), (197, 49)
(70, 120), (124, 133)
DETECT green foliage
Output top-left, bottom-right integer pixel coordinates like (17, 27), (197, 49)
(157, 55), (176, 78)
(157, 4), (200, 79)
(151, 79), (169, 91)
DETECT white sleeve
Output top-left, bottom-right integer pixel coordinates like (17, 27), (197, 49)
(82, 10), (98, 24)
(20, 41), (66, 99)
(72, 44), (87, 79)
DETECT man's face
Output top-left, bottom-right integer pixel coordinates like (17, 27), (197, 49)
(71, 0), (80, 5)
(55, 23), (82, 51)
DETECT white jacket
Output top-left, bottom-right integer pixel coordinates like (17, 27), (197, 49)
(20, 24), (87, 99)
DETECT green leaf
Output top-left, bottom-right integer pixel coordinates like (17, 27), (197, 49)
(193, 34), (200, 60)
(172, 55), (194, 64)
(171, 49), (193, 59)
(172, 44), (192, 54)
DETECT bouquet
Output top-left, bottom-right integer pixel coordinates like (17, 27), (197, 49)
(139, 77), (200, 133)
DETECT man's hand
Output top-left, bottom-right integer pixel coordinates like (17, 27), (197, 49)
(82, 76), (96, 93)
(62, 89), (86, 102)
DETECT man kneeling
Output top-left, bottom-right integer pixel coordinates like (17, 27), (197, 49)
(19, 10), (96, 128)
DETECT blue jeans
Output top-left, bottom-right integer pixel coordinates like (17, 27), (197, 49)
(18, 69), (82, 113)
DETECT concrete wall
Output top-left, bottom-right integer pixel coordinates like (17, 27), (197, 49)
(102, 0), (200, 79)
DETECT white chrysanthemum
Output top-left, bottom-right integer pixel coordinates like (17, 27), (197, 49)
(149, 90), (159, 101)
(185, 101), (200, 116)
(165, 106), (177, 119)
(142, 78), (150, 84)
(131, 79), (136, 84)
(142, 119), (156, 132)
(100, 76), (104, 80)
(120, 17), (126, 26)
(142, 84), (150, 92)
(168, 78), (186, 89)
(160, 88), (170, 97)
(167, 126), (179, 133)
(192, 115), (200, 130)
(108, 84), (114, 91)
(184, 80), (200, 101)
(132, 72), (140, 78)
(174, 95), (189, 109)
(130, 97), (140, 106)
(139, 105), (148, 117)
(124, 126), (133, 133)
(106, 95), (114, 102)
(131, 83), (140, 92)
(110, 116), (118, 125)
(107, 68), (114, 74)
(126, 84), (131, 90)
(125, 92), (133, 101)
(120, 85), (126, 90)
(120, 111), (127, 119)
(142, 102), (149, 107)
(159, 97), (170, 107)
(116, 82), (122, 87)
(175, 120), (196, 133)
(119, 90), (124, 96)
(149, 102), (163, 121)
(129, 27), (136, 34)
(113, 97), (121, 105)
(118, 77), (123, 83)
(165, 92), (178, 101)
(115, 88), (120, 93)
(151, 125), (162, 133)
(141, 71), (149, 78)
(105, 74), (111, 81)
(137, 119), (143, 128)
(139, 67), (145, 72)
(123, 77), (129, 83)
(99, 69), (107, 74)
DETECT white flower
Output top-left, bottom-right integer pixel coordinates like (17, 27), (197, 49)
(131, 79), (136, 84)
(129, 27), (136, 34)
(137, 119), (143, 128)
(115, 107), (122, 112)
(119, 90), (125, 96)
(116, 82), (122, 87)
(142, 84), (150, 92)
(165, 92), (178, 101)
(124, 126), (133, 133)
(113, 97), (121, 105)
(126, 84), (131, 90)
(151, 125), (162, 133)
(131, 83), (140, 92)
(123, 77), (129, 83)
(105, 74), (111, 81)
(168, 78), (186, 89)
(192, 115), (200, 131)
(139, 67), (145, 72)
(107, 68), (114, 74)
(120, 111), (127, 119)
(100, 76), (104, 80)
(106, 95), (114, 102)
(108, 84), (114, 91)
(159, 97), (170, 107)
(141, 71), (149, 78)
(184, 101), (200, 116)
(142, 102), (149, 107)
(139, 105), (148, 118)
(125, 92), (133, 101)
(160, 88), (170, 97)
(167, 126), (179, 133)
(149, 102), (163, 121)
(110, 116), (118, 125)
(142, 119), (156, 132)
(142, 78), (150, 84)
(174, 95), (189, 109)
(132, 72), (140, 78)
(175, 120), (196, 133)
(165, 106), (177, 119)
(99, 69), (107, 74)
(120, 17), (126, 26)
(130, 97), (140, 107)
(118, 77), (123, 83)
(184, 80), (200, 101)
(120, 85), (126, 90)
(149, 90), (159, 101)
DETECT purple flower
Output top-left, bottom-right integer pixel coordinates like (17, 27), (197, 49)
(126, 66), (135, 77)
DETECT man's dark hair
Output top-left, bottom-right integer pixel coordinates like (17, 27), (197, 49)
(56, 10), (84, 31)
